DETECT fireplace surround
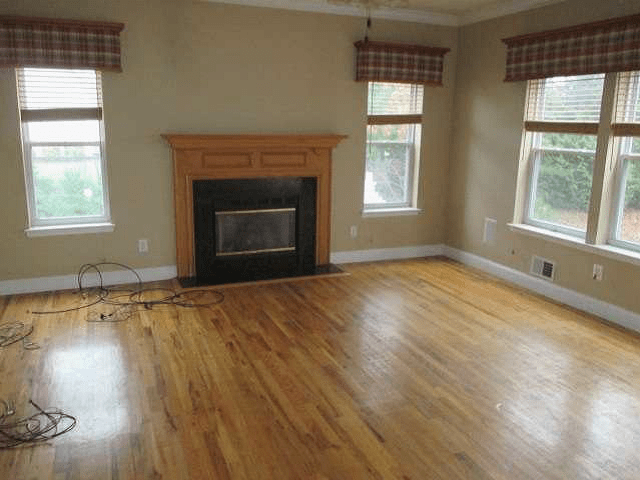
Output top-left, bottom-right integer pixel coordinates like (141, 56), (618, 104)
(193, 177), (317, 284)
(162, 134), (346, 284)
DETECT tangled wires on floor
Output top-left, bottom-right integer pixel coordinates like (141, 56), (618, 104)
(0, 322), (40, 350)
(32, 262), (224, 320)
(0, 399), (76, 448)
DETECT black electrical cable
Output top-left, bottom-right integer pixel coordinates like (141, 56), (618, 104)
(0, 399), (77, 448)
(0, 322), (40, 350)
(32, 262), (224, 318)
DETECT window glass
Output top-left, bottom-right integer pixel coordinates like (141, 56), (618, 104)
(529, 133), (596, 233)
(364, 123), (421, 207)
(617, 158), (640, 244)
(31, 145), (105, 220)
(25, 120), (101, 143)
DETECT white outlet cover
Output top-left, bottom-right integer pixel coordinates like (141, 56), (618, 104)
(138, 239), (149, 254)
(483, 218), (497, 245)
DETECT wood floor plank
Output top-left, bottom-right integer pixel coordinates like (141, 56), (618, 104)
(2, 257), (640, 479)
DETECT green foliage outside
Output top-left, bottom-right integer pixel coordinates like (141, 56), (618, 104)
(367, 139), (410, 203)
(533, 133), (595, 224)
(533, 133), (640, 226)
(32, 146), (104, 219)
(623, 160), (640, 210)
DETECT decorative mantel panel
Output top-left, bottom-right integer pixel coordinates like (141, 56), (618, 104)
(162, 134), (346, 279)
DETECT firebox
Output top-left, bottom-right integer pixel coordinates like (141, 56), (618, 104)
(192, 177), (316, 285)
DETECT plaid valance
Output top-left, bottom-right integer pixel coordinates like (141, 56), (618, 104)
(0, 16), (124, 71)
(502, 14), (640, 82)
(354, 40), (450, 86)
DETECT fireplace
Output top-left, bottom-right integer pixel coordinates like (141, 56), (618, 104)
(193, 177), (316, 284)
(163, 134), (346, 285)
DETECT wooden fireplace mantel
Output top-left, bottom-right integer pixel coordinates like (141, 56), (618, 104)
(162, 134), (346, 279)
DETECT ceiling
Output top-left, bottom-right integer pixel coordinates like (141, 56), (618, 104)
(205, 0), (568, 25)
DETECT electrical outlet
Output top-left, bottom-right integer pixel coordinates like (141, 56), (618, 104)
(350, 225), (358, 239)
(593, 264), (603, 281)
(137, 239), (149, 254)
(483, 218), (497, 245)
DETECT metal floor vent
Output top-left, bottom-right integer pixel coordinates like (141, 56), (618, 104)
(530, 255), (555, 281)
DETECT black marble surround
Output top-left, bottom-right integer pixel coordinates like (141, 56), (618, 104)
(189, 177), (317, 285)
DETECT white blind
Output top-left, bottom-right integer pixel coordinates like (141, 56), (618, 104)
(17, 68), (103, 120)
(367, 82), (424, 115)
(526, 74), (605, 123)
(615, 71), (640, 124)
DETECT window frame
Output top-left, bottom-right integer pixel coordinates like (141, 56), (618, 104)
(362, 82), (424, 213)
(16, 67), (112, 231)
(609, 141), (640, 252)
(519, 74), (604, 238)
(514, 71), (640, 257)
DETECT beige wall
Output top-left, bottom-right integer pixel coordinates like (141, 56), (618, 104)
(7, 0), (640, 319)
(0, 0), (457, 281)
(448, 0), (640, 314)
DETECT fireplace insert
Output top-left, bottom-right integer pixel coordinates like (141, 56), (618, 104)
(191, 177), (316, 285)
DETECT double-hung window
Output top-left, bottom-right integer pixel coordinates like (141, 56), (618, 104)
(17, 67), (111, 232)
(522, 74), (604, 237)
(611, 71), (640, 248)
(506, 13), (640, 258)
(363, 82), (423, 211)
(517, 70), (640, 253)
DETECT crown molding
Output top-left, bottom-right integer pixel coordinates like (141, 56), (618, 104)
(204, 0), (571, 26)
(459, 0), (568, 25)
(204, 0), (460, 26)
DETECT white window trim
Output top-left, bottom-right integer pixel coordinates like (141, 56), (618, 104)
(361, 207), (423, 217)
(508, 222), (640, 268)
(512, 71), (640, 258)
(608, 149), (640, 254)
(17, 67), (112, 231)
(25, 222), (115, 238)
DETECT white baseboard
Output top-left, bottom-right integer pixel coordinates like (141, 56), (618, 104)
(3, 245), (639, 334)
(1, 245), (444, 296)
(0, 265), (177, 296)
(443, 246), (640, 334)
(330, 244), (445, 264)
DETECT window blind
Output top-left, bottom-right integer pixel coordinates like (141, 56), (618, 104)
(367, 82), (423, 115)
(525, 74), (604, 134)
(613, 71), (640, 136)
(17, 68), (103, 122)
(366, 82), (424, 125)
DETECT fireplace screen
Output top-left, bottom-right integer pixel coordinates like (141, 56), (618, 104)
(215, 208), (296, 256)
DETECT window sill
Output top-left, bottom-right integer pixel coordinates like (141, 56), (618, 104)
(25, 223), (115, 238)
(507, 223), (640, 267)
(362, 208), (423, 218)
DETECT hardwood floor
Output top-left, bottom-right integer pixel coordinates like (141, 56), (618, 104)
(2, 257), (640, 479)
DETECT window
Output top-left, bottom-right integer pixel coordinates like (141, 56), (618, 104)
(611, 71), (640, 249)
(17, 67), (111, 231)
(516, 70), (640, 254)
(363, 82), (423, 211)
(522, 74), (604, 237)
